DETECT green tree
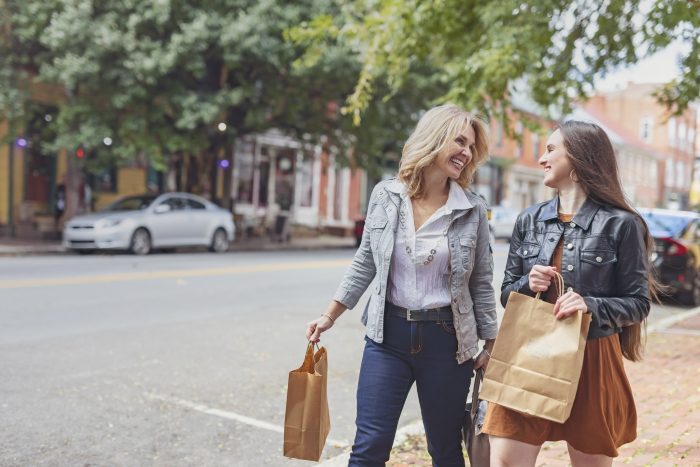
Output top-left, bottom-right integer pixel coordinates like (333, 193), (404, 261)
(2, 0), (424, 218)
(293, 0), (699, 125)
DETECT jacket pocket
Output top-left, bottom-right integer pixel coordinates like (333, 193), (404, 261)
(368, 216), (388, 251)
(580, 249), (617, 265)
(580, 248), (617, 291)
(459, 236), (476, 269)
(516, 243), (540, 270)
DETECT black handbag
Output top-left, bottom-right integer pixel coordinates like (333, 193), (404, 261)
(463, 367), (490, 466)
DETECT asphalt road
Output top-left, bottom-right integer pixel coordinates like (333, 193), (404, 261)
(0, 244), (688, 466)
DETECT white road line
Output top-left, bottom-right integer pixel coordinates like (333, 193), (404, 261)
(145, 392), (350, 448)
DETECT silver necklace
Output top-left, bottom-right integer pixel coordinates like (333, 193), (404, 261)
(400, 199), (452, 266)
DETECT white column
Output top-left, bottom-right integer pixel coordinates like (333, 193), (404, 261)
(342, 167), (351, 223)
(327, 153), (336, 223)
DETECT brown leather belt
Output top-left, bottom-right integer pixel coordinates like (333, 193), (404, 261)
(386, 302), (453, 321)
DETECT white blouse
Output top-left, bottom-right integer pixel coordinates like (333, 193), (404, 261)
(386, 180), (469, 309)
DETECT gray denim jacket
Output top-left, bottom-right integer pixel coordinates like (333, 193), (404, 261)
(333, 179), (498, 363)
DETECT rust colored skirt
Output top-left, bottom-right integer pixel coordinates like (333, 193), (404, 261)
(482, 333), (637, 457)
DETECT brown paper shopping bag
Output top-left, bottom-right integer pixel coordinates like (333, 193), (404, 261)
(481, 272), (591, 423)
(283, 342), (330, 461)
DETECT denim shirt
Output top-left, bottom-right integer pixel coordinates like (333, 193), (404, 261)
(333, 179), (498, 364)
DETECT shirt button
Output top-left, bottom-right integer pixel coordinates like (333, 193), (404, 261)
(523, 250), (528, 255)
(567, 264), (574, 271)
(596, 256), (603, 263)
(567, 243), (574, 250)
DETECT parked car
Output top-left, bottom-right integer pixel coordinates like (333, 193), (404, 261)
(638, 208), (700, 305)
(63, 192), (235, 255)
(354, 218), (366, 247)
(489, 206), (519, 241)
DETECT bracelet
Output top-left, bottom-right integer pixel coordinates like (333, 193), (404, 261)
(322, 313), (335, 323)
(482, 348), (491, 358)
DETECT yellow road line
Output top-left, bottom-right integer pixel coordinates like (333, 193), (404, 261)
(0, 259), (352, 289)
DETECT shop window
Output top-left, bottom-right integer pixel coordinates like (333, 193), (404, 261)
(236, 147), (255, 204)
(298, 155), (314, 207)
(640, 117), (653, 144)
(90, 168), (118, 193)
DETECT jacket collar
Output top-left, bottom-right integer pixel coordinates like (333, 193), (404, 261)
(536, 196), (601, 230)
(385, 179), (473, 212)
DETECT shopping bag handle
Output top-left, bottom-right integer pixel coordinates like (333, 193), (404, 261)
(470, 367), (485, 417)
(534, 270), (565, 300)
(298, 341), (321, 373)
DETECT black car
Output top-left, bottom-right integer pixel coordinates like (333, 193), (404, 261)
(639, 208), (700, 305)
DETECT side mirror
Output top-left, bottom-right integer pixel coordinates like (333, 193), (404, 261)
(154, 204), (171, 214)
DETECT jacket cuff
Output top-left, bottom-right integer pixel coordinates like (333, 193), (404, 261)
(516, 275), (534, 295)
(477, 320), (498, 340)
(332, 287), (358, 310)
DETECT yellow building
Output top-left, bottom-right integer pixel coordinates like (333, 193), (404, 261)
(0, 81), (149, 239)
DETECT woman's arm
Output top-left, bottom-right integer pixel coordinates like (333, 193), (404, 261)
(469, 202), (498, 342)
(582, 215), (651, 329)
(500, 215), (535, 306)
(331, 188), (380, 309)
(306, 185), (383, 342)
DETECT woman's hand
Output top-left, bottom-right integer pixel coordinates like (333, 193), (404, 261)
(474, 339), (495, 370)
(528, 265), (557, 292)
(553, 291), (588, 320)
(306, 315), (334, 343)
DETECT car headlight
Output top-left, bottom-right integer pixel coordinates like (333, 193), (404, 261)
(97, 219), (122, 228)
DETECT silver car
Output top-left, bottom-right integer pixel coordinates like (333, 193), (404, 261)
(489, 206), (520, 241)
(63, 193), (235, 255)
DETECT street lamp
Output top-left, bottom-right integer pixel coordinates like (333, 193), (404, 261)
(217, 122), (227, 132)
(103, 137), (113, 146)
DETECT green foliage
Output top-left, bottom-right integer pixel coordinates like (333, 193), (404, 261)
(0, 0), (390, 171)
(292, 0), (699, 124)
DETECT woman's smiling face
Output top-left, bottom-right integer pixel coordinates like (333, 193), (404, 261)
(539, 129), (575, 190)
(434, 123), (475, 180)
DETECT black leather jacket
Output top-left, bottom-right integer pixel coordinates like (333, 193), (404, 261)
(501, 197), (651, 340)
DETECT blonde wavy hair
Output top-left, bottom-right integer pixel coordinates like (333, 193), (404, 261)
(398, 104), (490, 198)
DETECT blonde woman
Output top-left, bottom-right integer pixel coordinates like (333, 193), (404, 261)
(306, 104), (498, 466)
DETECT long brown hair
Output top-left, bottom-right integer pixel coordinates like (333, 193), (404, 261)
(559, 120), (657, 361)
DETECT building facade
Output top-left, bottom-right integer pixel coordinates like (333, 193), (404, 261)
(585, 83), (697, 209)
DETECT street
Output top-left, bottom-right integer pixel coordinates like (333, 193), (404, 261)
(0, 244), (692, 466)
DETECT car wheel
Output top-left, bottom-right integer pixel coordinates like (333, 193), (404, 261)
(678, 271), (700, 307)
(692, 273), (700, 307)
(130, 228), (151, 255)
(209, 228), (229, 253)
(77, 249), (95, 255)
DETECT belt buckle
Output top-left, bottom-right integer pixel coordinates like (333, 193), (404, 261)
(406, 309), (417, 321)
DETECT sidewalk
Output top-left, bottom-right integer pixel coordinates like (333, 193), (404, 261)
(387, 311), (700, 466)
(0, 235), (356, 257)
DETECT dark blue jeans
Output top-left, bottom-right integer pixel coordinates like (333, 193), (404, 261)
(348, 312), (474, 467)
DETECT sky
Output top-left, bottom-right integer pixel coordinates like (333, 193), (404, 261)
(595, 39), (688, 92)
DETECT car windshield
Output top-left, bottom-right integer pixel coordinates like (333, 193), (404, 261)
(640, 211), (695, 238)
(103, 195), (157, 212)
